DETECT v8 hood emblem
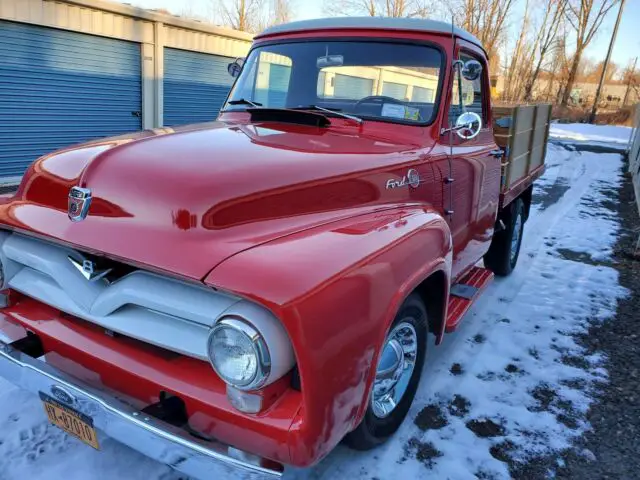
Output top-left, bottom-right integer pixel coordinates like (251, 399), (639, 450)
(68, 256), (112, 282)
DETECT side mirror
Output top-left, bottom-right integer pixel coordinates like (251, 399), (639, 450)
(227, 58), (245, 78)
(455, 111), (482, 140)
(461, 60), (482, 81)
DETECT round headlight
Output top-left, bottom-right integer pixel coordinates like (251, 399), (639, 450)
(208, 318), (270, 390)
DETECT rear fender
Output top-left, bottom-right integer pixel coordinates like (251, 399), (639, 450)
(205, 205), (452, 466)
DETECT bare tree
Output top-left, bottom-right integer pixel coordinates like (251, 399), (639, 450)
(322, 0), (431, 18)
(447, 0), (516, 61)
(270, 0), (294, 25)
(523, 0), (567, 101)
(585, 59), (620, 82)
(213, 0), (266, 32)
(622, 57), (638, 105)
(561, 0), (620, 105)
(502, 0), (532, 102)
(180, 1), (197, 19)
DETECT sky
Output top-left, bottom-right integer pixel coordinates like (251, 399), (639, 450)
(120, 0), (640, 70)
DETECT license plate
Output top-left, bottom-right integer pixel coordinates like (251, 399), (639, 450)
(40, 393), (100, 449)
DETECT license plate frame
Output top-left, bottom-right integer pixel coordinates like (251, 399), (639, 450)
(39, 392), (100, 450)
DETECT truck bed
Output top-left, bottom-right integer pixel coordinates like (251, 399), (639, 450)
(492, 104), (551, 208)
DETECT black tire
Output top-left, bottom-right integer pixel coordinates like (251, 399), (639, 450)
(484, 198), (525, 276)
(344, 293), (428, 450)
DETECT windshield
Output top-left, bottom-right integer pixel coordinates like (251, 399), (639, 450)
(224, 41), (443, 125)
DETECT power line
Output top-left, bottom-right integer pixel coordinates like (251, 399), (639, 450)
(589, 0), (626, 124)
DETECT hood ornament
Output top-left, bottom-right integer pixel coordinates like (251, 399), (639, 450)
(68, 186), (92, 222)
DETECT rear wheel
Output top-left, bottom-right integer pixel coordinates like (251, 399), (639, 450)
(484, 198), (525, 276)
(345, 293), (428, 450)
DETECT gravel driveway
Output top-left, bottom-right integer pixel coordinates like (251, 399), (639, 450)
(523, 145), (640, 479)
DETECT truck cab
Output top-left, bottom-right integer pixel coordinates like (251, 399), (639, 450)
(223, 17), (502, 280)
(0, 17), (545, 479)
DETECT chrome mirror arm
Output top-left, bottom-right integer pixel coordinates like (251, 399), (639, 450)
(440, 123), (472, 136)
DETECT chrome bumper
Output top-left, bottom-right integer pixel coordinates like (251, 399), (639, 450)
(0, 337), (283, 479)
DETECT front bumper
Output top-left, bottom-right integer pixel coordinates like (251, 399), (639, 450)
(0, 334), (283, 479)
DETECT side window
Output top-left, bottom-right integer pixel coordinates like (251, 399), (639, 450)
(449, 53), (486, 125)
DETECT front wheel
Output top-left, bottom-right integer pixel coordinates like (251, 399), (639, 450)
(344, 293), (428, 450)
(484, 198), (525, 276)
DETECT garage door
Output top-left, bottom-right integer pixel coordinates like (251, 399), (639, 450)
(255, 64), (291, 108)
(412, 86), (435, 103)
(382, 82), (408, 101)
(0, 21), (142, 177)
(163, 48), (234, 127)
(333, 74), (374, 99)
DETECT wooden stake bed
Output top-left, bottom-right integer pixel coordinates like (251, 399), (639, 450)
(492, 104), (551, 207)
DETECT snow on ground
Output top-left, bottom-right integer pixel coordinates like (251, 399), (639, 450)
(550, 122), (632, 145)
(0, 124), (630, 480)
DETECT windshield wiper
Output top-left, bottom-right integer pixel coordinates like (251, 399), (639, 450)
(293, 105), (363, 124)
(227, 98), (263, 107)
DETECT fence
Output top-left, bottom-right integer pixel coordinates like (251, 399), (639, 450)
(629, 104), (640, 217)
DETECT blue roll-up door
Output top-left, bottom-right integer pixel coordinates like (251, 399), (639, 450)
(163, 48), (234, 127)
(255, 64), (291, 107)
(0, 20), (142, 177)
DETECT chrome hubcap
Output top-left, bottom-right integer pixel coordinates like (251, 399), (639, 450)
(371, 321), (418, 418)
(510, 211), (523, 263)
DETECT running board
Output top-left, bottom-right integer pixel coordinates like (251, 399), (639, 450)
(445, 267), (494, 332)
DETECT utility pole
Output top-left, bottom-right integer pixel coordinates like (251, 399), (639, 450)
(623, 56), (637, 106)
(589, 0), (626, 124)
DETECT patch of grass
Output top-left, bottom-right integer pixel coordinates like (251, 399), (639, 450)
(466, 418), (506, 438)
(414, 404), (448, 431)
(448, 395), (471, 418)
(404, 437), (442, 468)
(450, 363), (463, 375)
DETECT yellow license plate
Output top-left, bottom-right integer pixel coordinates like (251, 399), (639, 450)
(40, 393), (100, 449)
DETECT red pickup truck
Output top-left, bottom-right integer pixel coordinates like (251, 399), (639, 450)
(0, 17), (548, 479)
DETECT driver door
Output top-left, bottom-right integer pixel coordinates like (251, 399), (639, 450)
(445, 48), (501, 280)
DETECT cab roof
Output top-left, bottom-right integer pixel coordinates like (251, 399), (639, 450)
(257, 17), (483, 51)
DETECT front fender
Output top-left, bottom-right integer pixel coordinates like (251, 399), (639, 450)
(205, 204), (452, 466)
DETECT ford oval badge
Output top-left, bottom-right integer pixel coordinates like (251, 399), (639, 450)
(51, 385), (76, 405)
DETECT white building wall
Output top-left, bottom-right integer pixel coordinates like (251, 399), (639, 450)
(630, 105), (640, 217)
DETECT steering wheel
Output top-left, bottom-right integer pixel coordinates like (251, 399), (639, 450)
(354, 95), (404, 112)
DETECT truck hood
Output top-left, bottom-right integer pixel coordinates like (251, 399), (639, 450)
(0, 120), (428, 280)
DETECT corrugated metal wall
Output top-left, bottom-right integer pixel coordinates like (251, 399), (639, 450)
(0, 20), (142, 176)
(630, 105), (640, 218)
(163, 47), (234, 127)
